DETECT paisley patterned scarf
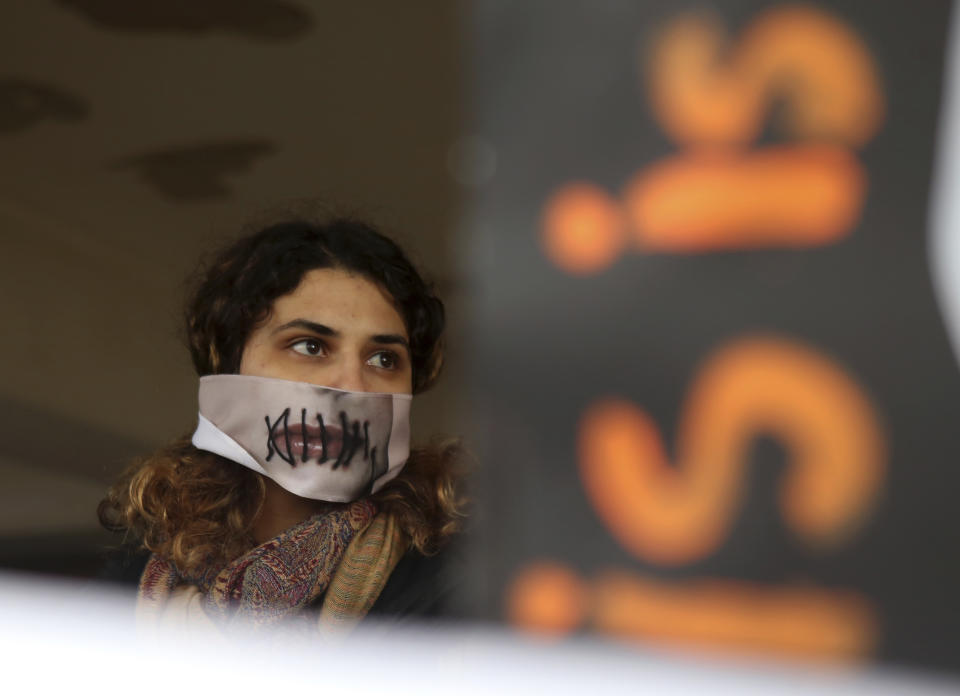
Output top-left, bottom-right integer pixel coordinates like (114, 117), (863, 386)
(138, 499), (407, 629)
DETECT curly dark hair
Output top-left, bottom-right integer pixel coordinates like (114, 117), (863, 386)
(99, 216), (463, 572)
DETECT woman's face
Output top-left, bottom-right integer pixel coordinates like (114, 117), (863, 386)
(239, 268), (412, 395)
(236, 268), (411, 497)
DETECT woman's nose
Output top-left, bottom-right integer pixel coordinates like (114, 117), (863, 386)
(325, 358), (366, 392)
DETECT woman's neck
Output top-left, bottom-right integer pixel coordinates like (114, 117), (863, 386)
(252, 478), (332, 543)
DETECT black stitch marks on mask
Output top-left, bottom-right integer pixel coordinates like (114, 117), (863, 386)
(0, 79), (88, 134)
(348, 419), (362, 467)
(284, 408), (293, 464)
(332, 412), (351, 470)
(265, 408), (372, 470)
(56, 0), (313, 41)
(265, 407), (294, 465)
(363, 422), (370, 460)
(317, 413), (328, 463)
(300, 408), (308, 463)
(113, 139), (276, 201)
(369, 446), (379, 481)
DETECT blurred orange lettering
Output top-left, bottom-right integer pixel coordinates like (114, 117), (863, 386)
(579, 336), (886, 565)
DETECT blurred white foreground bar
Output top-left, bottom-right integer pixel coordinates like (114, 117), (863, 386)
(0, 571), (956, 695)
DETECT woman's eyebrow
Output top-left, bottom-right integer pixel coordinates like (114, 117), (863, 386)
(272, 319), (338, 336)
(372, 334), (410, 350)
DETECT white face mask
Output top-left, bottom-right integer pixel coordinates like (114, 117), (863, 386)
(191, 374), (411, 502)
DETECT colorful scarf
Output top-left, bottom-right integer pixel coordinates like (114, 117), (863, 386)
(138, 500), (408, 629)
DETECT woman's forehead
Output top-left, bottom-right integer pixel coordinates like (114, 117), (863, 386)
(270, 268), (407, 336)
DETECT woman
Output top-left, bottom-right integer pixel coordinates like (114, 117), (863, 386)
(98, 216), (464, 630)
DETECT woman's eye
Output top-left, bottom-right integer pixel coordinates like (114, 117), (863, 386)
(291, 339), (325, 356)
(367, 351), (398, 370)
